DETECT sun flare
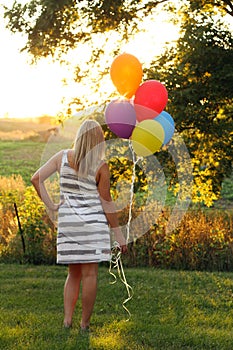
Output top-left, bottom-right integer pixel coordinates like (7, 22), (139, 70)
(0, 2), (179, 119)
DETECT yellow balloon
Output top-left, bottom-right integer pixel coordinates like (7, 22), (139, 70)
(110, 53), (143, 99)
(131, 120), (165, 157)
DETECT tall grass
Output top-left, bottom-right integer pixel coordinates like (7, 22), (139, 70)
(0, 175), (56, 264)
(123, 207), (233, 271)
(0, 174), (232, 270)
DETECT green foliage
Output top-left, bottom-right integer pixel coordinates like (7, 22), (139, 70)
(18, 186), (56, 265)
(3, 0), (170, 59)
(1, 265), (233, 349)
(4, 0), (233, 59)
(221, 173), (233, 201)
(146, 5), (233, 206)
(108, 156), (148, 205)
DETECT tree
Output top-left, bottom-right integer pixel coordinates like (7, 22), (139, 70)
(2, 0), (168, 110)
(3, 1), (232, 56)
(3, 0), (168, 59)
(188, 0), (233, 16)
(3, 1), (233, 108)
(147, 3), (233, 206)
(3, 0), (233, 206)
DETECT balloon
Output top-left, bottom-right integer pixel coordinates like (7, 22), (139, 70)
(134, 80), (168, 122)
(105, 99), (137, 139)
(131, 119), (165, 157)
(132, 104), (158, 122)
(110, 53), (143, 99)
(155, 111), (175, 145)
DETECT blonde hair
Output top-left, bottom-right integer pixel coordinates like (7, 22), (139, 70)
(73, 119), (105, 176)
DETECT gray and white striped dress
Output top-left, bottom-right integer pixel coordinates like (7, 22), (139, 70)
(57, 150), (111, 264)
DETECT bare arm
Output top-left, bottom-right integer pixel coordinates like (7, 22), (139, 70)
(31, 150), (63, 210)
(97, 162), (127, 253)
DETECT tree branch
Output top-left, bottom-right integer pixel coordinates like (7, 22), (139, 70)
(217, 0), (233, 16)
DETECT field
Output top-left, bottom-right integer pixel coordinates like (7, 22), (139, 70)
(1, 264), (233, 350)
(1, 120), (233, 349)
(0, 140), (46, 185)
(0, 117), (232, 202)
(0, 117), (72, 185)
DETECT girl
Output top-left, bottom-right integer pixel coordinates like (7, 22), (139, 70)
(31, 119), (127, 330)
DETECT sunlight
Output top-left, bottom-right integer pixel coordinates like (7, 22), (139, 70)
(90, 320), (131, 349)
(122, 15), (179, 66)
(0, 1), (179, 119)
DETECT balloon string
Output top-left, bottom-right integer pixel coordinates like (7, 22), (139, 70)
(126, 140), (142, 243)
(109, 241), (133, 320)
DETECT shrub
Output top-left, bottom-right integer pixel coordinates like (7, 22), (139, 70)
(122, 207), (233, 271)
(1, 175), (233, 270)
(0, 175), (25, 253)
(0, 175), (56, 264)
(17, 186), (56, 264)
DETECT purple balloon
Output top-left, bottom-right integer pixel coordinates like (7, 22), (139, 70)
(105, 99), (136, 139)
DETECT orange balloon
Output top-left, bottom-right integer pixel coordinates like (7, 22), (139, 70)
(110, 53), (143, 99)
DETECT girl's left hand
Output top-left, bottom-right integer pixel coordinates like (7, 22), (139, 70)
(120, 244), (128, 254)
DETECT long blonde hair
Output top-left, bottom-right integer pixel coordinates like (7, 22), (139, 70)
(73, 119), (105, 176)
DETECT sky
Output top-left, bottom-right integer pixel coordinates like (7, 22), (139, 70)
(0, 1), (182, 119)
(0, 1), (69, 119)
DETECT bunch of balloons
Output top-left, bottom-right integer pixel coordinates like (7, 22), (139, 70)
(105, 53), (175, 157)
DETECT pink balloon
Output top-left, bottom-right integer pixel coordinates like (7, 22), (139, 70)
(134, 80), (168, 122)
(105, 99), (136, 139)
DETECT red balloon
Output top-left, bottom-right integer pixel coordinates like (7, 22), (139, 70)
(134, 80), (168, 122)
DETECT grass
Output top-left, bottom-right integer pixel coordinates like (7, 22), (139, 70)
(1, 264), (233, 350)
(0, 118), (71, 185)
(0, 141), (46, 186)
(0, 139), (70, 186)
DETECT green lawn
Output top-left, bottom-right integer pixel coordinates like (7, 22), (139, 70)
(1, 264), (233, 350)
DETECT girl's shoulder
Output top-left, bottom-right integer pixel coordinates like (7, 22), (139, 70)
(66, 149), (75, 169)
(54, 149), (70, 172)
(95, 160), (110, 183)
(97, 160), (109, 171)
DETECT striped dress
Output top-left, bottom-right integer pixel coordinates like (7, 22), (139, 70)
(57, 150), (111, 264)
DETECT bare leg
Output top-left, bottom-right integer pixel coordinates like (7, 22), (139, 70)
(63, 264), (82, 327)
(80, 263), (98, 329)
